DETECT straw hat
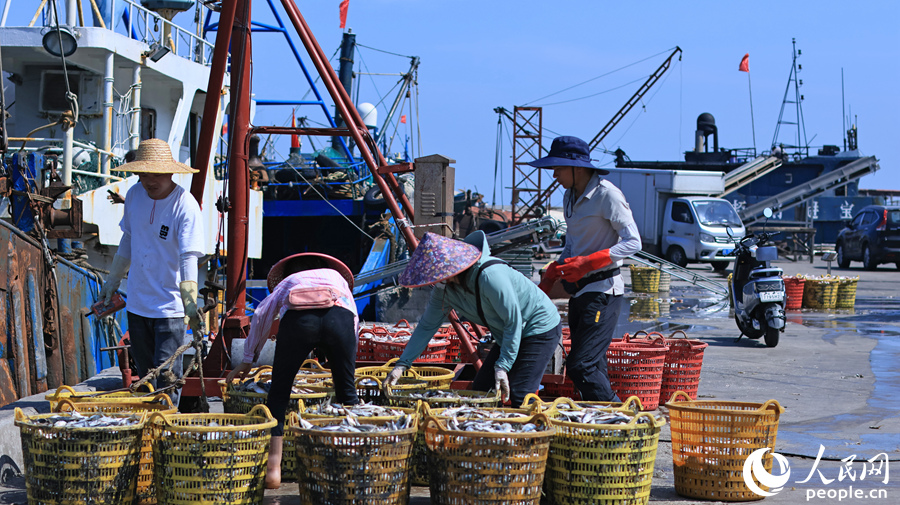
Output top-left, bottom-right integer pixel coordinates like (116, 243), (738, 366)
(113, 138), (198, 174)
(399, 232), (482, 288)
(267, 252), (354, 291)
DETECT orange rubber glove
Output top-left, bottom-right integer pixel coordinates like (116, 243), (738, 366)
(538, 261), (561, 294)
(560, 249), (612, 282)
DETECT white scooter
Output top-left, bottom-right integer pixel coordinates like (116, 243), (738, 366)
(728, 209), (786, 347)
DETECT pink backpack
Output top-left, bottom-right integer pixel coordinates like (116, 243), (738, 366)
(287, 286), (338, 310)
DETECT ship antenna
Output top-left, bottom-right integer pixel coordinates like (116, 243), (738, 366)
(772, 38), (809, 158)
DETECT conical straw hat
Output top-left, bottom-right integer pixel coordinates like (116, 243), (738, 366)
(399, 233), (482, 288)
(113, 138), (198, 173)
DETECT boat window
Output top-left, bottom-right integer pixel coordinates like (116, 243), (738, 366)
(693, 200), (742, 227)
(671, 201), (694, 224)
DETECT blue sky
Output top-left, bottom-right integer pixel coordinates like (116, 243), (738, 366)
(249, 1), (899, 207)
(15, 1), (899, 207)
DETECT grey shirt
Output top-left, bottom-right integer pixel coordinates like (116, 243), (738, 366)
(560, 173), (642, 296)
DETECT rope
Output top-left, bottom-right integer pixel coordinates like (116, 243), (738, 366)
(128, 325), (209, 408)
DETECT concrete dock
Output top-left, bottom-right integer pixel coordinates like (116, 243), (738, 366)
(1, 256), (897, 504)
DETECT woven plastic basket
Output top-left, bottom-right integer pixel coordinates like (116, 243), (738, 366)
(290, 416), (418, 505)
(802, 276), (838, 309)
(667, 392), (784, 501)
(16, 407), (145, 505)
(45, 384), (159, 411)
(540, 396), (644, 418)
(55, 396), (176, 505)
(218, 366), (329, 415)
(423, 413), (554, 505)
(356, 358), (455, 390)
(386, 388), (501, 409)
(150, 404), (276, 505)
(629, 296), (661, 321)
(629, 265), (661, 293)
(657, 270), (671, 292)
(546, 412), (665, 505)
(352, 375), (429, 405)
(606, 336), (669, 410)
(633, 330), (708, 404)
(836, 276), (859, 309)
(782, 275), (805, 310)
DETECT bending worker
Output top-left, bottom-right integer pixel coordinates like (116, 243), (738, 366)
(384, 231), (562, 407)
(226, 253), (360, 489)
(98, 139), (204, 407)
(529, 135), (641, 402)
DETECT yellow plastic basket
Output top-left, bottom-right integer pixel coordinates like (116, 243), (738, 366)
(15, 407), (146, 505)
(150, 404), (276, 505)
(385, 388), (500, 409)
(45, 384), (159, 411)
(802, 276), (839, 309)
(546, 411), (665, 505)
(629, 265), (661, 293)
(218, 365), (329, 415)
(355, 358), (454, 390)
(423, 413), (554, 505)
(539, 396), (644, 419)
(667, 392), (784, 501)
(290, 416), (418, 505)
(55, 396), (176, 505)
(836, 276), (859, 309)
(657, 270), (671, 292)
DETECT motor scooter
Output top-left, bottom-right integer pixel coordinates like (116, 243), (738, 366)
(727, 209), (786, 347)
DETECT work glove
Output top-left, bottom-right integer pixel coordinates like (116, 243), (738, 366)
(180, 280), (204, 335)
(225, 362), (253, 383)
(560, 249), (612, 283)
(99, 254), (130, 304)
(383, 365), (408, 394)
(494, 367), (510, 403)
(538, 261), (561, 294)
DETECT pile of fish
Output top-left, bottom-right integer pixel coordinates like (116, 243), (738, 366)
(403, 390), (490, 400)
(439, 407), (530, 420)
(445, 417), (547, 433)
(232, 377), (324, 395)
(30, 411), (142, 428)
(304, 402), (405, 417)
(298, 413), (414, 433)
(553, 408), (652, 425)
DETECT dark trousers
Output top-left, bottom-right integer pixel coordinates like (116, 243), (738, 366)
(127, 312), (187, 405)
(472, 323), (562, 407)
(268, 306), (359, 436)
(567, 291), (623, 402)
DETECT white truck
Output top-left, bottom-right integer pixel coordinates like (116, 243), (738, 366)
(603, 167), (745, 271)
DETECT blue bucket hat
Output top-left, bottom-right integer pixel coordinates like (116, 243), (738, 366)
(527, 136), (609, 175)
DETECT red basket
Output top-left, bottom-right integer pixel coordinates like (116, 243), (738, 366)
(653, 330), (708, 404)
(540, 375), (580, 400)
(783, 275), (805, 310)
(372, 337), (450, 363)
(606, 335), (669, 410)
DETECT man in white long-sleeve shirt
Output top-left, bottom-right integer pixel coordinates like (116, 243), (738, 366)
(530, 136), (642, 401)
(99, 139), (204, 406)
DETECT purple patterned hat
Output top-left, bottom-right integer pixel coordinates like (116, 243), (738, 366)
(399, 233), (482, 288)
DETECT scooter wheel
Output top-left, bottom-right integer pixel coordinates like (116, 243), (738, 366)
(764, 327), (779, 347)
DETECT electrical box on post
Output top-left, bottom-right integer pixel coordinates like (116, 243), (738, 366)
(413, 154), (455, 240)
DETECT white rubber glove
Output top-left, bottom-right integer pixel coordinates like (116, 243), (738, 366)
(99, 254), (130, 304)
(383, 365), (408, 394)
(494, 367), (510, 403)
(179, 280), (203, 335)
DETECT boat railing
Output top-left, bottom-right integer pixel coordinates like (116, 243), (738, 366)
(6, 136), (126, 187)
(18, 0), (214, 66)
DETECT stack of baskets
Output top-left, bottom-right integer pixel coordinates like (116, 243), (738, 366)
(629, 265), (661, 293)
(802, 275), (839, 309)
(606, 334), (670, 410)
(782, 274), (806, 310)
(667, 392), (784, 501)
(423, 413), (554, 505)
(630, 330), (709, 404)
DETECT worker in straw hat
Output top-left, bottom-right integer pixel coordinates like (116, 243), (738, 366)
(528, 135), (641, 402)
(98, 138), (205, 407)
(226, 252), (360, 489)
(383, 231), (562, 407)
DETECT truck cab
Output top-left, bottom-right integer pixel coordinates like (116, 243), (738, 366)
(663, 197), (745, 270)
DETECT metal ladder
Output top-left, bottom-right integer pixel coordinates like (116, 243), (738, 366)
(631, 251), (729, 298)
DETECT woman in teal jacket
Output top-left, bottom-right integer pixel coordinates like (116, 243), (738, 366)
(384, 231), (561, 406)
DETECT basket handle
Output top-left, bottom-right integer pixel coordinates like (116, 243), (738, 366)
(423, 415), (447, 434)
(55, 398), (77, 412)
(286, 411), (300, 426)
(550, 397), (581, 411)
(393, 319), (411, 329)
(148, 411), (170, 426)
(301, 359), (326, 371)
(419, 401), (434, 418)
(620, 395), (644, 413)
(667, 391), (693, 404)
(757, 399), (785, 414)
(217, 379), (230, 399)
(520, 393), (542, 409)
(249, 404), (274, 420)
(14, 407), (26, 422)
(355, 375), (383, 388)
(153, 393), (176, 410)
(668, 330), (688, 340)
(530, 412), (552, 430)
(393, 329), (411, 338)
(372, 326), (390, 335)
(384, 358), (400, 367)
(629, 412), (664, 428)
(52, 385), (78, 398)
(249, 365), (273, 380)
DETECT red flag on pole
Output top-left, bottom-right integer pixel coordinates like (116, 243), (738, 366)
(339, 0), (349, 29)
(291, 111), (300, 149)
(400, 115), (407, 124)
(739, 53), (749, 72)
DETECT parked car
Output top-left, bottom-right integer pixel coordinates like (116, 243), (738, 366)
(835, 205), (900, 270)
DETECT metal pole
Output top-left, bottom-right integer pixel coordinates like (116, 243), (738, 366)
(102, 52), (114, 175)
(66, 0), (77, 25)
(63, 127), (74, 186)
(130, 64), (141, 150)
(190, 0), (238, 204)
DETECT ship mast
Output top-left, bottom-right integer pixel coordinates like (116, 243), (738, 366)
(772, 38), (809, 158)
